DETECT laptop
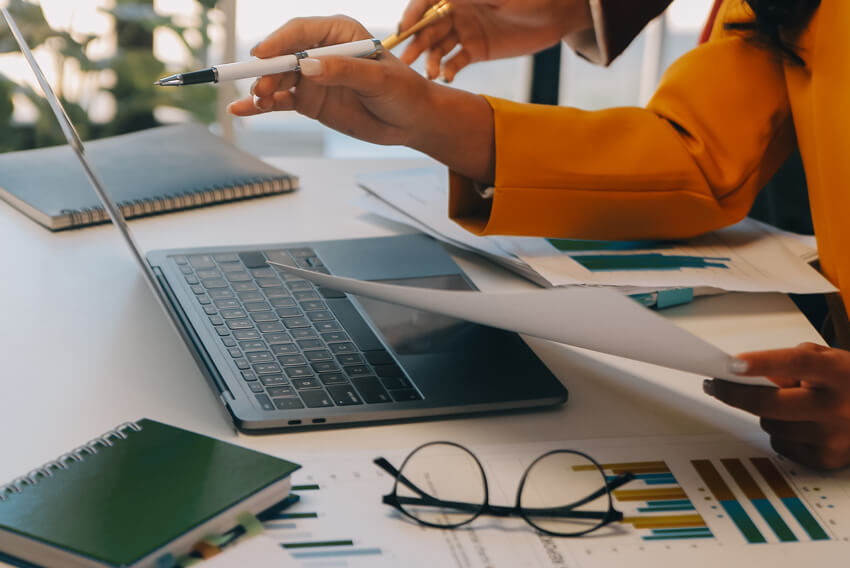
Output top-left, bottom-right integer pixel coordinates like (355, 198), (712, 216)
(4, 7), (567, 433)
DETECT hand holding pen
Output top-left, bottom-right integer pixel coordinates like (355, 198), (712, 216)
(155, 2), (452, 86)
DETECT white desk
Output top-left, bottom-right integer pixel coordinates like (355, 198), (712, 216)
(0, 156), (825, 481)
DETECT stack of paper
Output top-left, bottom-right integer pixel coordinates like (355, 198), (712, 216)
(355, 168), (835, 297)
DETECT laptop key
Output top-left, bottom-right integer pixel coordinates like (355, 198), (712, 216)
(239, 340), (267, 352)
(243, 301), (271, 312)
(321, 331), (349, 343)
(293, 290), (320, 301)
(209, 315), (224, 326)
(239, 251), (268, 269)
(319, 372), (347, 386)
(258, 322), (285, 333)
(337, 353), (364, 366)
(202, 278), (228, 289)
(196, 269), (221, 279)
(287, 280), (313, 292)
(241, 371), (258, 382)
(250, 312), (278, 323)
(305, 349), (332, 362)
(307, 310), (334, 322)
(247, 352), (274, 364)
(251, 267), (276, 278)
(381, 377), (412, 390)
(264, 287), (290, 298)
(278, 355), (306, 367)
(273, 398), (305, 410)
(228, 347), (243, 358)
(344, 365), (371, 378)
(233, 329), (261, 340)
(254, 394), (275, 411)
(311, 361), (339, 373)
(254, 363), (282, 374)
(264, 332), (291, 344)
(292, 378), (321, 390)
(209, 289), (234, 299)
(351, 377), (392, 404)
(256, 278), (282, 288)
(215, 328), (231, 337)
(267, 386), (296, 397)
(232, 281), (258, 292)
(184, 275), (199, 285)
(221, 336), (237, 348)
(276, 307), (302, 318)
(260, 375), (288, 387)
(237, 291), (265, 302)
(329, 342), (356, 355)
(221, 309), (248, 319)
(213, 253), (240, 263)
(317, 287), (346, 299)
(291, 328), (318, 340)
(326, 385), (363, 406)
(390, 389), (422, 402)
(247, 382), (265, 394)
(282, 317), (311, 329)
(203, 305), (217, 315)
(196, 294), (211, 305)
(270, 297), (295, 308)
(373, 363), (404, 378)
(221, 262), (245, 273)
(173, 255), (189, 265)
(271, 344), (299, 356)
(314, 321), (343, 333)
(300, 300), (326, 311)
(190, 285), (205, 295)
(284, 366), (314, 379)
(300, 389), (334, 408)
(226, 319), (253, 330)
(235, 358), (250, 370)
(215, 298), (240, 309)
(297, 339), (324, 351)
(226, 272), (252, 282)
(189, 255), (216, 269)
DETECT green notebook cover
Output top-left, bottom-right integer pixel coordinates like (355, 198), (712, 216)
(0, 124), (298, 230)
(0, 419), (300, 567)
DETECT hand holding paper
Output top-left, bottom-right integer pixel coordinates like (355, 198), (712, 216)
(267, 262), (769, 386)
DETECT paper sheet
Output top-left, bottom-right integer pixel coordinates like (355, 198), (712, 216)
(200, 535), (293, 567)
(267, 262), (770, 386)
(263, 435), (850, 568)
(356, 168), (834, 294)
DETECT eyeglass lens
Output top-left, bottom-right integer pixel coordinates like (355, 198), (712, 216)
(395, 442), (487, 527)
(518, 450), (611, 535)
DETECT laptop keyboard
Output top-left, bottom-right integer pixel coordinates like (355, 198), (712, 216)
(171, 248), (423, 412)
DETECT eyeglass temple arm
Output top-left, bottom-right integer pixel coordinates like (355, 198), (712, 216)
(374, 457), (440, 502)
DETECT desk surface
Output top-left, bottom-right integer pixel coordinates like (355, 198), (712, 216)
(0, 156), (824, 478)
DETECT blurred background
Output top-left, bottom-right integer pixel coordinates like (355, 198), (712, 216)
(0, 0), (715, 158)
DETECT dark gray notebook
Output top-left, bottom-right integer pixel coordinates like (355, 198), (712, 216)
(0, 124), (298, 230)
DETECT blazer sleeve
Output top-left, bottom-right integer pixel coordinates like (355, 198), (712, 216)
(449, 1), (796, 241)
(568, 0), (674, 65)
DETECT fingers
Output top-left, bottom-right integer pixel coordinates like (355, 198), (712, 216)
(296, 56), (388, 97)
(399, 18), (452, 64)
(399, 0), (437, 33)
(425, 33), (459, 79)
(442, 48), (473, 82)
(736, 343), (850, 389)
(252, 15), (369, 60)
(770, 437), (850, 471)
(252, 71), (299, 98)
(227, 91), (296, 116)
(704, 379), (832, 421)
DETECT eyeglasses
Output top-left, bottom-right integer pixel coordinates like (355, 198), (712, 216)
(373, 441), (635, 537)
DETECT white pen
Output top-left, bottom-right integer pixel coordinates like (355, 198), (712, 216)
(154, 38), (383, 86)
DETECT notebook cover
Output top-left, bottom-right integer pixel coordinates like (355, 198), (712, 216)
(0, 124), (297, 230)
(0, 419), (300, 566)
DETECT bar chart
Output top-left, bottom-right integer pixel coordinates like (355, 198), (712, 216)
(260, 437), (847, 568)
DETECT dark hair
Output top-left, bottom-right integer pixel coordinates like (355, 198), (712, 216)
(725, 0), (820, 65)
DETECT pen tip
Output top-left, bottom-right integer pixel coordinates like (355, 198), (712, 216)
(153, 80), (161, 86)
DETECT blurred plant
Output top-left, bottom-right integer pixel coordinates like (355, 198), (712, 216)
(0, 0), (219, 152)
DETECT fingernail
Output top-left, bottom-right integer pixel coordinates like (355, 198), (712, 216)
(299, 58), (322, 76)
(225, 102), (235, 114)
(249, 80), (258, 96)
(703, 379), (716, 396)
(729, 358), (749, 374)
(253, 95), (269, 111)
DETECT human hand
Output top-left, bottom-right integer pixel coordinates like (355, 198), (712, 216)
(703, 342), (850, 470)
(227, 15), (497, 183)
(398, 0), (591, 81)
(227, 16), (433, 147)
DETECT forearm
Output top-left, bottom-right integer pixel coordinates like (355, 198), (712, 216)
(409, 82), (495, 184)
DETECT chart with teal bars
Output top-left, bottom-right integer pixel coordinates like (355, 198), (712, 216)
(492, 218), (833, 294)
(262, 436), (848, 568)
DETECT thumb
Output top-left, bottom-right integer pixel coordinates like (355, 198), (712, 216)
(298, 56), (388, 97)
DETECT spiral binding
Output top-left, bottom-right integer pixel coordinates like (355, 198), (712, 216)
(60, 174), (296, 229)
(0, 421), (143, 502)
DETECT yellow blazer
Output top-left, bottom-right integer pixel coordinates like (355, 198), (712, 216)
(449, 0), (850, 319)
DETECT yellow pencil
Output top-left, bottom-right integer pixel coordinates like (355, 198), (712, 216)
(381, 0), (453, 50)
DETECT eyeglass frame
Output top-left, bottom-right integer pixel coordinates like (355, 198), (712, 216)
(374, 441), (635, 537)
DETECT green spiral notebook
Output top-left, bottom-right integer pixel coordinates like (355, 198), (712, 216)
(0, 419), (300, 568)
(0, 124), (298, 231)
